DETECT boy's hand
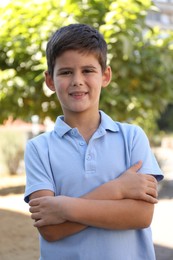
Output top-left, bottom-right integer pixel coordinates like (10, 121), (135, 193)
(29, 196), (67, 228)
(117, 161), (158, 203)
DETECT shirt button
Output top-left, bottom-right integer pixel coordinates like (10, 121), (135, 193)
(87, 154), (92, 160)
(71, 129), (76, 136)
(79, 141), (85, 146)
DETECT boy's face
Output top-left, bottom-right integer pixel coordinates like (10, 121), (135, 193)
(45, 50), (111, 118)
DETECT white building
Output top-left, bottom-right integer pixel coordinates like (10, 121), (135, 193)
(147, 0), (173, 29)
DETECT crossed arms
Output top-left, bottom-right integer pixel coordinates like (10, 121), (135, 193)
(29, 161), (158, 242)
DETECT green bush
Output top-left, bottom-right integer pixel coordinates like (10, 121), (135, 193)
(0, 130), (26, 175)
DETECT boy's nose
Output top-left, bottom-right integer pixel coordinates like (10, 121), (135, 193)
(73, 82), (83, 87)
(72, 72), (83, 87)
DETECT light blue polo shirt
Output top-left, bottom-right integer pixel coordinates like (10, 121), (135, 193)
(24, 111), (163, 260)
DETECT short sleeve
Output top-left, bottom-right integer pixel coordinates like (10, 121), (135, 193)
(131, 126), (163, 182)
(24, 139), (55, 203)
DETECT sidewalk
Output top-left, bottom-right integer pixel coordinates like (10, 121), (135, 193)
(152, 147), (173, 260)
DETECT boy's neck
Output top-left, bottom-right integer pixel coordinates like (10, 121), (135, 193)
(64, 110), (101, 142)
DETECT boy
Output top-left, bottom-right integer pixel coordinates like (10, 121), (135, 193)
(24, 24), (163, 260)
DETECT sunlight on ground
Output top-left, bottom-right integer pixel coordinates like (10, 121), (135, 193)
(0, 175), (30, 215)
(0, 194), (30, 215)
(151, 199), (173, 249)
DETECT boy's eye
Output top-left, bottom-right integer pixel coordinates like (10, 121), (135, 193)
(83, 69), (94, 73)
(58, 70), (72, 76)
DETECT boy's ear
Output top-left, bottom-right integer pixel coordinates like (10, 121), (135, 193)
(44, 71), (55, 91)
(102, 66), (112, 88)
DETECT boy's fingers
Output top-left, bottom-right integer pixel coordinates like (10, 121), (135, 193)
(33, 219), (44, 228)
(128, 160), (142, 173)
(145, 194), (158, 204)
(146, 175), (158, 184)
(29, 198), (40, 206)
(31, 212), (40, 220)
(29, 206), (39, 213)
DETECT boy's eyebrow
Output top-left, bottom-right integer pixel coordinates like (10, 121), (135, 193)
(82, 65), (97, 69)
(57, 65), (97, 71)
(57, 67), (72, 71)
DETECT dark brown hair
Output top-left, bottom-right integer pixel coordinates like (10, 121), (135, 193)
(46, 24), (107, 77)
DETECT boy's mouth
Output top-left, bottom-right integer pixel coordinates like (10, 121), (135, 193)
(69, 91), (88, 97)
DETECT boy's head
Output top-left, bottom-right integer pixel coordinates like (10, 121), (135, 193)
(46, 24), (107, 77)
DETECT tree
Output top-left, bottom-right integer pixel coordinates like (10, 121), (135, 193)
(0, 0), (65, 122)
(100, 0), (173, 135)
(157, 104), (173, 132)
(0, 0), (173, 135)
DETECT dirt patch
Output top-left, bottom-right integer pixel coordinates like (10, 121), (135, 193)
(0, 209), (39, 260)
(0, 175), (39, 260)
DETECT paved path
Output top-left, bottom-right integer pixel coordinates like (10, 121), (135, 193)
(152, 182), (173, 259)
(152, 147), (173, 260)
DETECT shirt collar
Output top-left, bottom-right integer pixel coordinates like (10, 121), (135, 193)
(54, 111), (119, 138)
(54, 116), (72, 137)
(99, 110), (119, 133)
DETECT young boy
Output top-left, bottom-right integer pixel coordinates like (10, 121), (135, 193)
(24, 24), (163, 260)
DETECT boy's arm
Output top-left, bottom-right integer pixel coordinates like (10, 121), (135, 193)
(29, 162), (158, 241)
(29, 190), (87, 241)
(52, 197), (155, 230)
(30, 196), (155, 240)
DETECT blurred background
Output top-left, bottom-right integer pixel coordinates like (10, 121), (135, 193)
(0, 0), (173, 259)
